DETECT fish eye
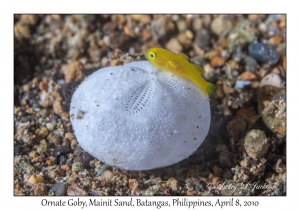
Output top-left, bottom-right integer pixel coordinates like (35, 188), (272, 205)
(149, 52), (155, 59)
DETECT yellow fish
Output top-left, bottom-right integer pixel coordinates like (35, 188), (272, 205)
(145, 48), (216, 98)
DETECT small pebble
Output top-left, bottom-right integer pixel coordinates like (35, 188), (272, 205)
(94, 164), (107, 176)
(67, 181), (88, 196)
(124, 26), (135, 37)
(260, 74), (282, 88)
(248, 42), (280, 65)
(240, 159), (249, 168)
(244, 55), (258, 72)
(186, 190), (197, 196)
(226, 117), (246, 137)
(210, 56), (226, 68)
(20, 14), (39, 25)
(235, 80), (251, 89)
(223, 85), (234, 94)
(71, 139), (77, 148)
(211, 16), (232, 37)
(129, 179), (140, 195)
(244, 129), (269, 159)
(14, 21), (30, 38)
(131, 14), (151, 25)
(29, 150), (37, 159)
(239, 71), (257, 81)
(36, 139), (48, 154)
(274, 159), (286, 174)
(268, 35), (283, 45)
(46, 122), (54, 131)
(100, 170), (114, 182)
(110, 59), (122, 66)
(212, 177), (221, 185)
(167, 177), (179, 191)
(61, 165), (71, 171)
(192, 17), (202, 31)
(166, 38), (182, 54)
(177, 33), (192, 47)
(65, 132), (76, 141)
(58, 155), (67, 165)
(227, 21), (255, 50)
(38, 127), (49, 139)
(27, 175), (44, 186)
(176, 20), (187, 32)
(72, 162), (83, 172)
(63, 61), (84, 83)
(142, 28), (152, 41)
(235, 107), (258, 129)
(196, 28), (210, 48)
(50, 171), (57, 179)
(39, 81), (48, 91)
(47, 133), (61, 146)
(34, 183), (48, 196)
(232, 45), (243, 62)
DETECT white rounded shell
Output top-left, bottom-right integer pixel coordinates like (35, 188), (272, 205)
(70, 61), (211, 170)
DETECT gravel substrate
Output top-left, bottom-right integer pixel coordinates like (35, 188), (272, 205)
(14, 14), (286, 196)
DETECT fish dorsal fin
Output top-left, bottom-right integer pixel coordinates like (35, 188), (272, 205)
(168, 60), (180, 68)
(191, 63), (205, 76)
(178, 53), (189, 61)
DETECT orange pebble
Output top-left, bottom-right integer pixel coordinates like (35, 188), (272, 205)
(39, 81), (48, 91)
(211, 57), (226, 68)
(239, 71), (257, 81)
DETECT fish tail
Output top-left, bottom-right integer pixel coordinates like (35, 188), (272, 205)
(205, 82), (216, 98)
(186, 68), (216, 98)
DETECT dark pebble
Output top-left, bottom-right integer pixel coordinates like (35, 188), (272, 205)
(232, 45), (243, 63)
(226, 117), (246, 137)
(53, 144), (71, 157)
(235, 107), (258, 129)
(59, 155), (68, 165)
(248, 42), (280, 64)
(50, 183), (67, 196)
(89, 160), (95, 168)
(196, 28), (210, 48)
(73, 146), (93, 168)
(20, 116), (29, 123)
(14, 145), (29, 156)
(244, 55), (258, 72)
(222, 169), (234, 180)
(195, 182), (205, 192)
(250, 188), (259, 196)
(272, 93), (286, 101)
(66, 159), (73, 167)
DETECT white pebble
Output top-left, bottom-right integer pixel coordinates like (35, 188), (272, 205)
(260, 74), (282, 88)
(46, 122), (54, 131)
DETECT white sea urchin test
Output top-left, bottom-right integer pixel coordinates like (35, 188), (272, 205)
(70, 61), (211, 170)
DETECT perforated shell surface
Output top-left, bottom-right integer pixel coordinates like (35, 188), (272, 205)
(70, 61), (211, 170)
